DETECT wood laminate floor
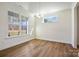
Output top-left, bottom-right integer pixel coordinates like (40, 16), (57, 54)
(0, 39), (79, 57)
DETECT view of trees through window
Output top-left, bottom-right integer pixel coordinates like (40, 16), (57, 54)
(8, 11), (28, 37)
(44, 16), (58, 23)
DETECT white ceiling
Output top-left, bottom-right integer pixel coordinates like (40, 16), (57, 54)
(16, 2), (73, 15)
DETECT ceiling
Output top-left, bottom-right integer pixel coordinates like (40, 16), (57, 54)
(16, 2), (73, 15)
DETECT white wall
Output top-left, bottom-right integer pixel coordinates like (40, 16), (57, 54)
(71, 2), (77, 48)
(36, 9), (72, 44)
(0, 3), (35, 50)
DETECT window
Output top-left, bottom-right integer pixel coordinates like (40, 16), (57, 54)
(21, 16), (28, 35)
(8, 11), (20, 37)
(8, 11), (28, 37)
(44, 16), (58, 23)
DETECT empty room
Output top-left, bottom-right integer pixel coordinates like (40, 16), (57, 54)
(0, 2), (79, 57)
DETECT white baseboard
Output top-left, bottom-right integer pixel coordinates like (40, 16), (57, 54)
(36, 37), (71, 45)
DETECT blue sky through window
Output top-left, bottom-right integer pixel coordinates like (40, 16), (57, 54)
(44, 16), (58, 23)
